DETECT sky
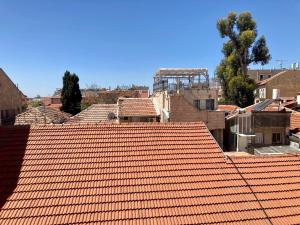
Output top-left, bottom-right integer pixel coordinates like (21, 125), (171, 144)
(0, 0), (300, 97)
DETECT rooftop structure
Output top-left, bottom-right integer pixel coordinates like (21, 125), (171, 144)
(153, 68), (209, 93)
(225, 100), (291, 152)
(14, 106), (71, 125)
(1, 122), (300, 224)
(254, 145), (300, 155)
(66, 104), (117, 124)
(248, 69), (284, 82)
(118, 98), (158, 117)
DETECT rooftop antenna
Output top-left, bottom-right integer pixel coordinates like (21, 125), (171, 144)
(275, 59), (287, 69)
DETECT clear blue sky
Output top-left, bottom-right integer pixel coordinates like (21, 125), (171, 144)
(1, 0), (300, 97)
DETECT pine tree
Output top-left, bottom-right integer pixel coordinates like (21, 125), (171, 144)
(60, 71), (82, 115)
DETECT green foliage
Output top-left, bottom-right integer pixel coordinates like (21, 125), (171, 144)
(31, 100), (42, 108)
(215, 11), (271, 107)
(81, 102), (91, 111)
(228, 76), (256, 107)
(60, 71), (82, 115)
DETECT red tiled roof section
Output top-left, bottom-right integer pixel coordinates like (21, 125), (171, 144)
(290, 111), (300, 130)
(1, 122), (300, 224)
(217, 104), (239, 112)
(118, 98), (158, 117)
(227, 155), (300, 224)
(66, 104), (117, 124)
(0, 122), (269, 224)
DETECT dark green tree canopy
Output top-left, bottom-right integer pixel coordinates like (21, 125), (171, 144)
(60, 71), (82, 115)
(215, 11), (271, 107)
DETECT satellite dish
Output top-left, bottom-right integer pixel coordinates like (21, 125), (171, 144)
(107, 112), (116, 120)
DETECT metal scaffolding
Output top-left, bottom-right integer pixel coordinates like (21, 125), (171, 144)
(153, 68), (209, 93)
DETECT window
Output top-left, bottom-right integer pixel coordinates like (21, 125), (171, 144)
(259, 88), (266, 98)
(255, 133), (263, 144)
(193, 100), (200, 110)
(272, 133), (281, 144)
(206, 99), (215, 110)
(193, 99), (207, 110)
(123, 117), (128, 121)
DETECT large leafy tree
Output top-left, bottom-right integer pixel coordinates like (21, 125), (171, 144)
(216, 12), (271, 107)
(61, 71), (82, 115)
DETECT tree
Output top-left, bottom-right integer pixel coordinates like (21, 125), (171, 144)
(60, 71), (82, 115)
(216, 12), (271, 107)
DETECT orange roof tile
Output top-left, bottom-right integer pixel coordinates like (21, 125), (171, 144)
(227, 154), (300, 224)
(290, 111), (300, 130)
(0, 122), (300, 224)
(118, 98), (158, 117)
(217, 104), (239, 112)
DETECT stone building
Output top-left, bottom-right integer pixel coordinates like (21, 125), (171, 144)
(225, 99), (291, 152)
(152, 68), (225, 147)
(255, 70), (300, 102)
(0, 68), (26, 125)
(248, 69), (284, 82)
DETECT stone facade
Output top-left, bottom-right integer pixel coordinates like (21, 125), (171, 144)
(256, 70), (300, 101)
(0, 69), (26, 125)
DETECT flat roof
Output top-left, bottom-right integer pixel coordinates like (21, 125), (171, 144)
(254, 145), (300, 155)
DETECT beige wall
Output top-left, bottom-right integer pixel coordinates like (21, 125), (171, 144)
(252, 127), (287, 145)
(0, 69), (25, 124)
(178, 89), (218, 109)
(258, 70), (300, 100)
(169, 95), (225, 130)
(119, 116), (159, 123)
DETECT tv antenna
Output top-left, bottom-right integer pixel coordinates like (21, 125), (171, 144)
(275, 59), (288, 69)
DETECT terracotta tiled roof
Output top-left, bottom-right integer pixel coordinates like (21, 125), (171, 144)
(1, 122), (300, 224)
(290, 111), (300, 136)
(118, 98), (158, 117)
(47, 103), (62, 110)
(227, 154), (300, 224)
(217, 104), (239, 112)
(14, 106), (71, 125)
(66, 104), (117, 124)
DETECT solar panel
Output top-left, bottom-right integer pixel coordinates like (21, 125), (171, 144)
(253, 99), (274, 112)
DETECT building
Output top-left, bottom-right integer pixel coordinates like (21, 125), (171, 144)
(152, 68), (225, 146)
(41, 96), (62, 110)
(117, 98), (160, 122)
(0, 68), (26, 125)
(1, 122), (300, 224)
(15, 106), (71, 125)
(225, 99), (291, 152)
(217, 104), (239, 117)
(255, 70), (300, 102)
(66, 104), (118, 124)
(248, 68), (284, 82)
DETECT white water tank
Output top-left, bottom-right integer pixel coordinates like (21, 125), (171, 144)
(272, 89), (280, 99)
(297, 92), (300, 105)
